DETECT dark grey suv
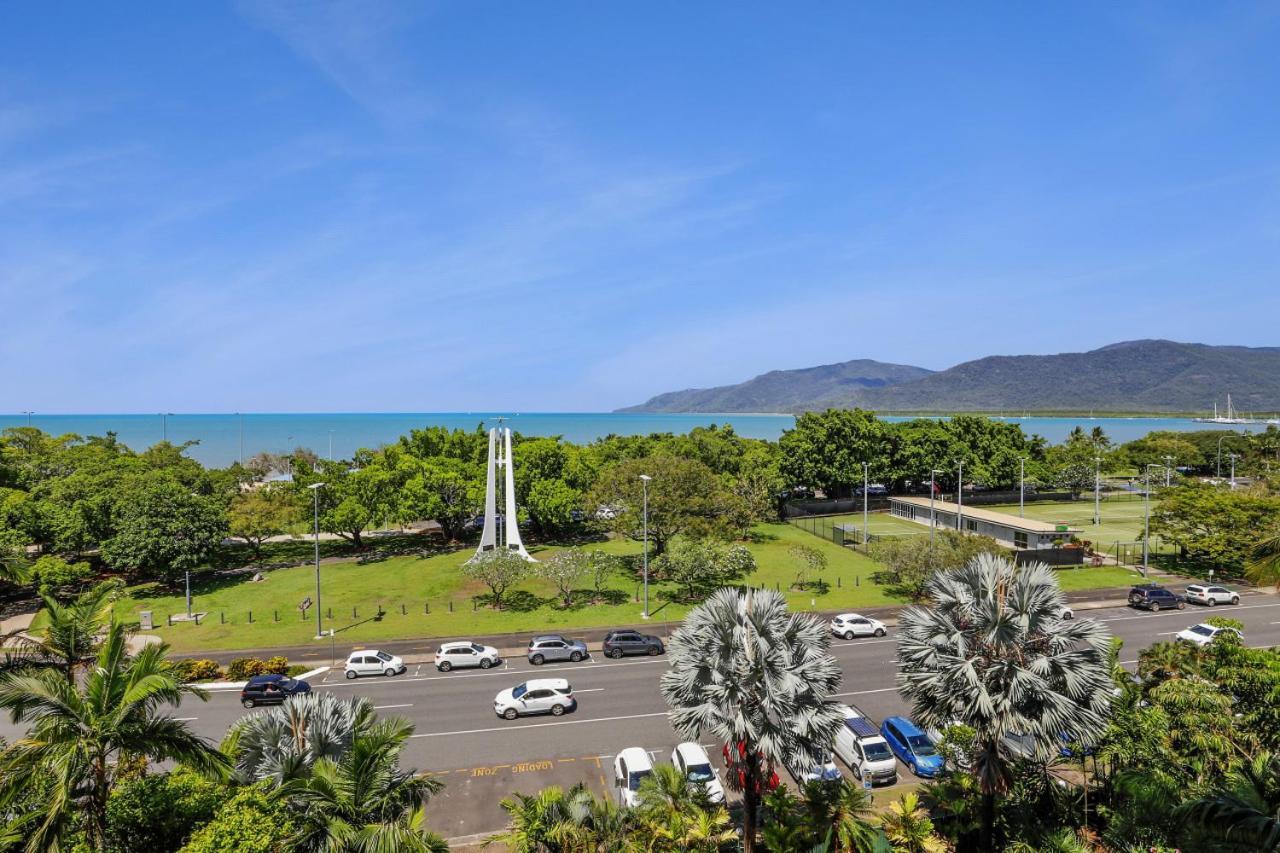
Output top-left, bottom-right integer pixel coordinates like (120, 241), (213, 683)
(1127, 585), (1186, 612)
(601, 630), (664, 658)
(527, 635), (589, 665)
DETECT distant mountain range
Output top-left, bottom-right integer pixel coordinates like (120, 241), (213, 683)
(617, 340), (1280, 415)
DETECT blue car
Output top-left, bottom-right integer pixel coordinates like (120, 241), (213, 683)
(881, 716), (945, 778)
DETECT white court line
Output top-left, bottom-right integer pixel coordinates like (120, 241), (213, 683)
(410, 711), (669, 739)
(373, 703), (414, 710)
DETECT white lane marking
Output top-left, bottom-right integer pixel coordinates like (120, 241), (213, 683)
(832, 687), (898, 698)
(373, 703), (414, 710)
(576, 688), (606, 694)
(414, 665), (422, 676)
(1097, 602), (1280, 624)
(322, 657), (664, 688)
(832, 638), (896, 648)
(409, 711), (669, 738)
(173, 716), (199, 722)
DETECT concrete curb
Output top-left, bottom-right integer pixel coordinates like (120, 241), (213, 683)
(192, 665), (329, 691)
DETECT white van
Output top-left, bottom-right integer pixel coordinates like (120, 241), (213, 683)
(832, 705), (898, 785)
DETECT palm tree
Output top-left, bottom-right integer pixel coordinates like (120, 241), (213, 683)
(796, 780), (888, 853)
(1247, 531), (1280, 591)
(895, 555), (1113, 850)
(0, 622), (226, 851)
(1177, 750), (1280, 850)
(1007, 827), (1092, 852)
(282, 714), (446, 852)
(878, 793), (946, 853)
(660, 587), (845, 853)
(224, 692), (374, 784)
(487, 784), (592, 852)
(635, 764), (734, 852)
(7, 580), (119, 682)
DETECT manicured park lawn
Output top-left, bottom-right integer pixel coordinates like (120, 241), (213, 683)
(983, 497), (1173, 555)
(108, 520), (1155, 654)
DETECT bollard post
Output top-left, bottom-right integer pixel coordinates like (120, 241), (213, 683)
(248, 610), (253, 623)
(473, 599), (477, 612)
(425, 602), (429, 615)
(449, 600), (453, 613)
(194, 613), (201, 626)
(327, 607), (332, 619)
(855, 575), (860, 587)
(401, 603), (406, 616)
(167, 614), (172, 627)
(837, 576), (841, 588)
(273, 610), (278, 622)
(220, 611), (225, 624)
(353, 607), (357, 619)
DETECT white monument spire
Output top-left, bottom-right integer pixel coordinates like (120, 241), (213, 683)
(470, 424), (534, 562)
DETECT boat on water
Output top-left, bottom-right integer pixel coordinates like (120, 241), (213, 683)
(1194, 395), (1266, 425)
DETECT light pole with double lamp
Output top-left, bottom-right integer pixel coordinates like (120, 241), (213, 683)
(1019, 457), (1026, 517)
(955, 460), (964, 531)
(929, 468), (940, 546)
(1141, 464), (1163, 578)
(861, 461), (870, 545)
(1093, 456), (1101, 526)
(639, 474), (652, 619)
(309, 482), (326, 639)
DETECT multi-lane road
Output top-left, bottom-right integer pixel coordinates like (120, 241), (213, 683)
(6, 595), (1278, 845)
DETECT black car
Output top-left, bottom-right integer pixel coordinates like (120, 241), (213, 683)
(601, 629), (664, 658)
(240, 674), (312, 708)
(1127, 585), (1186, 612)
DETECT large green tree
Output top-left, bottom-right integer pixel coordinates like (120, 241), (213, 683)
(590, 455), (732, 555)
(226, 486), (298, 558)
(779, 409), (888, 498)
(101, 479), (226, 581)
(1150, 482), (1280, 572)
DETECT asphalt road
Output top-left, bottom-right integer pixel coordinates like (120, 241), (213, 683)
(5, 596), (1279, 845)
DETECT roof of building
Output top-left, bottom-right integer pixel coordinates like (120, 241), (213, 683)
(888, 496), (1083, 535)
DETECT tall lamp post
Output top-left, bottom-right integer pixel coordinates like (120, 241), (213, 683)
(160, 412), (173, 442)
(1217, 435), (1227, 478)
(861, 461), (870, 546)
(309, 482), (326, 639)
(1019, 457), (1026, 518)
(639, 474), (652, 619)
(929, 468), (940, 547)
(955, 460), (964, 531)
(1162, 455), (1174, 487)
(237, 412), (245, 465)
(1093, 456), (1101, 526)
(1228, 453), (1238, 490)
(21, 411), (33, 427)
(1141, 463), (1163, 578)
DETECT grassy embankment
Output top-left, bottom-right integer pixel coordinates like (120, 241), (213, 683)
(112, 517), (1149, 653)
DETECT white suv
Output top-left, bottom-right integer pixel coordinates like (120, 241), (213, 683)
(671, 742), (724, 803)
(494, 678), (576, 719)
(613, 747), (655, 808)
(344, 650), (405, 679)
(1176, 623), (1243, 647)
(1184, 584), (1240, 607)
(830, 613), (887, 640)
(435, 641), (501, 671)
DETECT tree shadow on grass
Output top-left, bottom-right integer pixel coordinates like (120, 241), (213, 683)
(474, 590), (555, 613)
(560, 588), (630, 611)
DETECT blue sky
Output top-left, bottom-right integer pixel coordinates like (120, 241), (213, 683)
(2, 2), (1278, 413)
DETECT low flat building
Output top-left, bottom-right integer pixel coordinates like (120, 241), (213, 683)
(887, 496), (1082, 551)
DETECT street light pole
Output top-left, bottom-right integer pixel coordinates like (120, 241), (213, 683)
(1217, 435), (1226, 478)
(238, 412), (244, 465)
(955, 460), (964, 531)
(862, 461), (869, 546)
(640, 475), (652, 619)
(1142, 463), (1162, 578)
(328, 430), (334, 461)
(21, 411), (33, 427)
(929, 469), (939, 546)
(310, 482), (326, 639)
(1228, 453), (1238, 490)
(1019, 457), (1026, 518)
(1093, 456), (1101, 526)
(1162, 455), (1173, 487)
(185, 570), (192, 618)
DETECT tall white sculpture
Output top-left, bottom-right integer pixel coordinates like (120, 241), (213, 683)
(471, 426), (534, 561)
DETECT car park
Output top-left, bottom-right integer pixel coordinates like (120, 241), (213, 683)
(527, 635), (589, 665)
(613, 747), (655, 807)
(344, 649), (406, 679)
(832, 705), (898, 785)
(601, 629), (664, 658)
(1176, 623), (1243, 647)
(880, 716), (945, 778)
(1183, 584), (1240, 606)
(829, 613), (887, 640)
(1127, 585), (1185, 612)
(791, 749), (843, 786)
(435, 641), (501, 671)
(240, 674), (311, 708)
(671, 742), (725, 803)
(493, 678), (576, 719)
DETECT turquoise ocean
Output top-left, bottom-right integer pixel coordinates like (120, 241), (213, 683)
(0, 412), (1255, 468)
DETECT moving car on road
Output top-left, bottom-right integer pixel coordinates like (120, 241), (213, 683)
(1176, 623), (1243, 646)
(527, 635), (589, 665)
(671, 742), (725, 803)
(1127, 585), (1185, 612)
(613, 747), (655, 808)
(1183, 584), (1241, 606)
(602, 629), (664, 658)
(435, 641), (501, 671)
(493, 678), (576, 719)
(344, 649), (406, 679)
(881, 716), (945, 778)
(833, 705), (898, 785)
(829, 613), (887, 640)
(240, 674), (311, 709)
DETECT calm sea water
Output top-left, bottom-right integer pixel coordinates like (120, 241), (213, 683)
(0, 412), (1252, 468)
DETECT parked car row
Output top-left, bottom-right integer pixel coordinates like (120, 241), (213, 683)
(1128, 582), (1242, 612)
(614, 743), (725, 807)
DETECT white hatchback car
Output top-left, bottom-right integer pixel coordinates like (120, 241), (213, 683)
(1176, 623), (1243, 646)
(830, 613), (887, 640)
(435, 641), (501, 671)
(1184, 584), (1241, 607)
(344, 650), (405, 679)
(671, 742), (724, 803)
(613, 747), (655, 808)
(493, 678), (576, 719)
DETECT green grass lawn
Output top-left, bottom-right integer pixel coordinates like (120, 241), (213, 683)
(818, 512), (928, 538)
(105, 520), (1160, 654)
(982, 498), (1168, 553)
